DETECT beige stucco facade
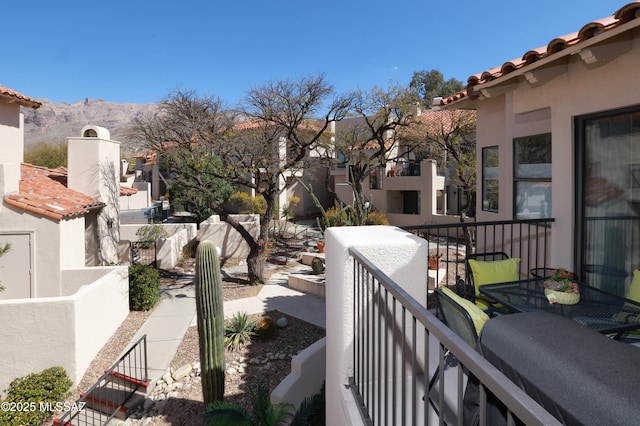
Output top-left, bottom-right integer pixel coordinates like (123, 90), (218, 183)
(460, 17), (640, 273)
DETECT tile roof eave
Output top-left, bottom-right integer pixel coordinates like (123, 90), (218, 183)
(4, 197), (64, 221)
(475, 17), (640, 93)
(4, 196), (105, 221)
(0, 87), (42, 109)
(443, 2), (640, 107)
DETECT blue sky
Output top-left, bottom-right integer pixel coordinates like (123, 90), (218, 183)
(1, 1), (624, 105)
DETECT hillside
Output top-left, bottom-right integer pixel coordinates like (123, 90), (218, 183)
(21, 98), (159, 149)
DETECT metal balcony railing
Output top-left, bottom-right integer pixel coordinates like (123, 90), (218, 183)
(348, 248), (560, 425)
(402, 218), (555, 304)
(54, 335), (148, 426)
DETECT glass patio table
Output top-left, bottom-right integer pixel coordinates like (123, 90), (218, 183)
(479, 277), (640, 336)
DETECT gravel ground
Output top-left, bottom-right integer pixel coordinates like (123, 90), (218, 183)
(46, 242), (461, 425)
(47, 256), (326, 426)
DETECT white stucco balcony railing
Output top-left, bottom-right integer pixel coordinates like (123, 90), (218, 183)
(324, 226), (560, 425)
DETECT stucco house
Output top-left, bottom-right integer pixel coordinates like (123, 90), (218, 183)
(133, 118), (331, 221)
(331, 109), (475, 227)
(441, 1), (640, 295)
(0, 85), (129, 394)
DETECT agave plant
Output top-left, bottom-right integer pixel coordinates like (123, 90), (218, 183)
(224, 312), (257, 350)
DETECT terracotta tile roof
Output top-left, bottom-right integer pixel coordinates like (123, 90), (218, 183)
(4, 164), (104, 221)
(0, 85), (42, 109)
(442, 2), (640, 106)
(120, 186), (138, 196)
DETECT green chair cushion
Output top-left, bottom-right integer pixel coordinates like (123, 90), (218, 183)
(468, 258), (521, 297)
(627, 269), (640, 303)
(441, 287), (490, 335)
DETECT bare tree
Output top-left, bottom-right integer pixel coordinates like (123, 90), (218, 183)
(321, 83), (418, 212)
(400, 109), (477, 213)
(130, 75), (351, 284)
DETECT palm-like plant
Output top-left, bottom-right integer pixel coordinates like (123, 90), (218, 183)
(203, 377), (294, 426)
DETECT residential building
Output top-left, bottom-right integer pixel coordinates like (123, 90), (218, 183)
(441, 1), (640, 295)
(325, 3), (640, 424)
(133, 119), (331, 220)
(331, 109), (475, 227)
(0, 86), (129, 394)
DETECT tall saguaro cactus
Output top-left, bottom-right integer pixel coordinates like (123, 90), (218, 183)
(195, 240), (225, 405)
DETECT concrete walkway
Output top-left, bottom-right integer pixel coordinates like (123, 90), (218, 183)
(124, 261), (326, 384)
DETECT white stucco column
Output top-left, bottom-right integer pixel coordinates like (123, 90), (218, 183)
(325, 225), (428, 425)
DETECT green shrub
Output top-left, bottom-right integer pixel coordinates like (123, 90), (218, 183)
(364, 211), (390, 225)
(224, 192), (267, 215)
(255, 315), (278, 340)
(325, 207), (349, 227)
(129, 264), (161, 311)
(0, 366), (72, 426)
(135, 224), (169, 249)
(225, 312), (257, 350)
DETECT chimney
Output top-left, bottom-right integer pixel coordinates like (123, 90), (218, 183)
(432, 97), (443, 110)
(67, 125), (121, 265)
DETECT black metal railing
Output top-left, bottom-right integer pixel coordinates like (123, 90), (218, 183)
(348, 248), (560, 425)
(55, 335), (148, 426)
(403, 218), (554, 304)
(130, 241), (157, 266)
(386, 160), (421, 177)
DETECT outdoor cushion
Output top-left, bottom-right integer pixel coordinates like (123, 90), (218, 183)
(468, 258), (520, 297)
(441, 286), (489, 335)
(627, 269), (640, 303)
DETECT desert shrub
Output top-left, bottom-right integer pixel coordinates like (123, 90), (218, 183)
(225, 312), (257, 350)
(136, 224), (169, 248)
(0, 366), (72, 426)
(224, 192), (267, 215)
(129, 264), (161, 311)
(364, 211), (390, 225)
(325, 207), (349, 227)
(255, 315), (278, 340)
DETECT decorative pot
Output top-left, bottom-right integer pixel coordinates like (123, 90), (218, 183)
(428, 257), (440, 270)
(544, 288), (580, 305)
(316, 240), (325, 253)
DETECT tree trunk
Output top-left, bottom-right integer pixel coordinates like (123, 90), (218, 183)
(246, 248), (266, 285)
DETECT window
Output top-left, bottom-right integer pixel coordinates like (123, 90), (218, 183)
(482, 147), (499, 212)
(576, 106), (640, 295)
(513, 134), (552, 219)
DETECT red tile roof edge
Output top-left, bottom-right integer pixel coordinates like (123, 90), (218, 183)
(0, 85), (42, 109)
(3, 163), (105, 221)
(441, 2), (640, 106)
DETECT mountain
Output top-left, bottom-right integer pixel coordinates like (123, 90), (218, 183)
(21, 98), (159, 149)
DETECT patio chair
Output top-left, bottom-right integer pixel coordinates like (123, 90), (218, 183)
(427, 288), (489, 413)
(464, 252), (519, 313)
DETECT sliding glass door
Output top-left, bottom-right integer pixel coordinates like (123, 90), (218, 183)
(576, 106), (640, 295)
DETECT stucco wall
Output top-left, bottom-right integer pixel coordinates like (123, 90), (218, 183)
(331, 160), (449, 227)
(120, 223), (197, 242)
(0, 104), (23, 166)
(156, 228), (193, 269)
(324, 226), (428, 426)
(59, 217), (87, 270)
(197, 215), (259, 258)
(119, 182), (151, 210)
(0, 266), (128, 396)
(473, 30), (640, 269)
(0, 208), (82, 298)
